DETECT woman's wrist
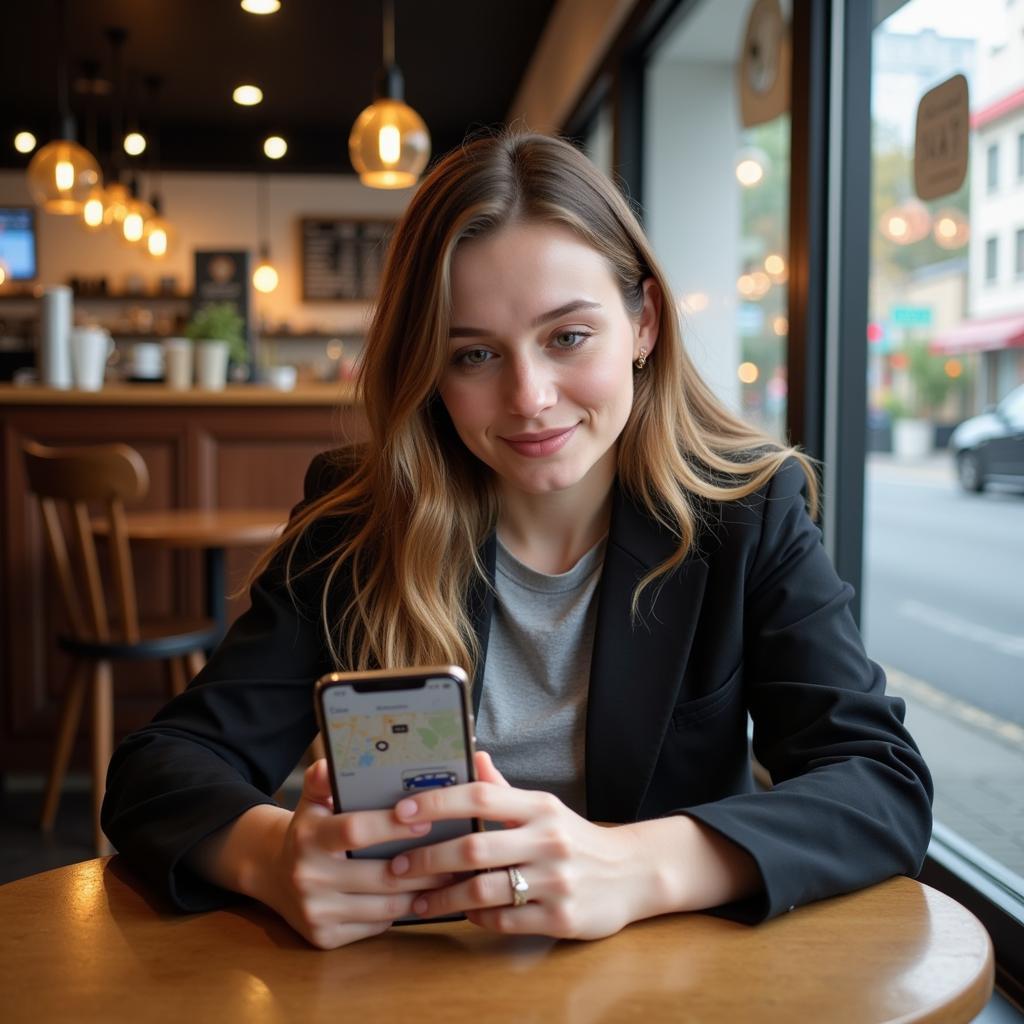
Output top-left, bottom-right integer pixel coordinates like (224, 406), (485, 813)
(184, 803), (292, 905)
(618, 814), (764, 920)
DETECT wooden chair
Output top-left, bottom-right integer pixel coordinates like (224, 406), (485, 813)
(22, 440), (221, 855)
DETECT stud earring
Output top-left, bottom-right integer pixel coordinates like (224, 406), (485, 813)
(634, 347), (647, 370)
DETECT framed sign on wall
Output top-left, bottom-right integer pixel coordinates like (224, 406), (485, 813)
(300, 218), (395, 302)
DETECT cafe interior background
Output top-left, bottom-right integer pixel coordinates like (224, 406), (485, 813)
(0, 0), (1022, 1015)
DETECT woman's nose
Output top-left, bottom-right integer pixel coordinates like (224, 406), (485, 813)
(505, 355), (556, 420)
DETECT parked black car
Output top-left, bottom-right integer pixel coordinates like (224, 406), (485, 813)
(949, 383), (1024, 492)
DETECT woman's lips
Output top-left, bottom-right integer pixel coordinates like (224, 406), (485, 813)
(499, 424), (578, 457)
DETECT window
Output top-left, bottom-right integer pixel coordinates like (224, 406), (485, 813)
(985, 236), (999, 281)
(986, 142), (999, 192)
(643, 0), (792, 441)
(867, 0), (1024, 944)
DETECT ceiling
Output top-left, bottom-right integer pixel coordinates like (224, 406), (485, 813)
(0, 0), (556, 175)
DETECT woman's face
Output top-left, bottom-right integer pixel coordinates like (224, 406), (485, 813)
(438, 220), (659, 503)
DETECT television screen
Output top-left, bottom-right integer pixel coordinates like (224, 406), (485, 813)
(0, 207), (37, 281)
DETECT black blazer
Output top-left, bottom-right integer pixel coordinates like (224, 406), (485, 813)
(102, 451), (933, 924)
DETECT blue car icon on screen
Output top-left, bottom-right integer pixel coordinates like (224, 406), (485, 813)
(401, 770), (458, 791)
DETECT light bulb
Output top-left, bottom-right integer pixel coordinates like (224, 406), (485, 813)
(735, 158), (764, 187)
(147, 226), (168, 257)
(83, 193), (105, 228)
(124, 131), (147, 156)
(378, 124), (401, 165)
(14, 131), (37, 154)
(263, 135), (287, 159)
(55, 160), (75, 191)
(738, 362), (759, 384)
(123, 211), (144, 242)
(233, 84), (263, 106)
(252, 260), (279, 293)
(103, 182), (130, 224)
(241, 0), (281, 12)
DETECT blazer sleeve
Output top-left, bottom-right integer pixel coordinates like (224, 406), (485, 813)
(678, 459), (934, 923)
(101, 452), (348, 912)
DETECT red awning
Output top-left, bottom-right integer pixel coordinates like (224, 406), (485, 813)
(930, 312), (1024, 354)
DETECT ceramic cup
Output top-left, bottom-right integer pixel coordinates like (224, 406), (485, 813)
(266, 364), (297, 391)
(69, 326), (114, 391)
(163, 337), (193, 390)
(132, 341), (164, 380)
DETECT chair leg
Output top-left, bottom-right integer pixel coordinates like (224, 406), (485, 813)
(40, 658), (89, 831)
(185, 649), (206, 679)
(167, 657), (187, 697)
(91, 660), (114, 857)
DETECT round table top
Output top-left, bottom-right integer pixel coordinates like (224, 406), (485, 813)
(91, 508), (288, 547)
(0, 859), (993, 1024)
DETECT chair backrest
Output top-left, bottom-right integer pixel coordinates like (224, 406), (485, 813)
(22, 440), (149, 645)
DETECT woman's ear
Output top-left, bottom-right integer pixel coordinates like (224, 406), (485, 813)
(635, 277), (662, 358)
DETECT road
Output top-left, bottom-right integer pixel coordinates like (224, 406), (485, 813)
(862, 456), (1024, 728)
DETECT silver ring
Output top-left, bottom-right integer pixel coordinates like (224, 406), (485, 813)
(507, 865), (529, 907)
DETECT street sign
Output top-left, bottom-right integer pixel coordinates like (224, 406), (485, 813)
(889, 305), (933, 328)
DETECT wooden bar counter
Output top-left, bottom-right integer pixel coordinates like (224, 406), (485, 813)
(0, 382), (367, 774)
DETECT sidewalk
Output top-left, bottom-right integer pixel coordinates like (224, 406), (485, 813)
(883, 663), (1024, 881)
(866, 450), (956, 487)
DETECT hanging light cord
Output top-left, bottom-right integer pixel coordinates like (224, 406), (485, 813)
(258, 175), (270, 257)
(383, 0), (395, 66)
(57, 0), (74, 138)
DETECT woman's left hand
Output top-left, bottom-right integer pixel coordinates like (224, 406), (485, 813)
(387, 751), (662, 939)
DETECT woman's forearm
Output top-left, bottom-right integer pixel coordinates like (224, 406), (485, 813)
(183, 803), (292, 905)
(621, 814), (764, 921)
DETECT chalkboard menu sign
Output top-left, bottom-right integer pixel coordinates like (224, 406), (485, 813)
(300, 218), (394, 302)
(193, 249), (253, 360)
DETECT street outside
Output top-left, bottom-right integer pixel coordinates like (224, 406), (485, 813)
(862, 452), (1024, 881)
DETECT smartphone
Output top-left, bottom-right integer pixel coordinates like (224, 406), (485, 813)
(314, 665), (480, 862)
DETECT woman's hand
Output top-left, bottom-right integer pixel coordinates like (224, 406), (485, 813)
(263, 758), (457, 949)
(387, 751), (664, 940)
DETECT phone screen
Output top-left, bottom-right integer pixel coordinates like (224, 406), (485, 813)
(320, 672), (476, 860)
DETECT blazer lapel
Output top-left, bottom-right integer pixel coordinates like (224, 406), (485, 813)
(585, 484), (709, 823)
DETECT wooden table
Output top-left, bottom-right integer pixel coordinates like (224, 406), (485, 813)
(92, 509), (288, 634)
(0, 859), (993, 1023)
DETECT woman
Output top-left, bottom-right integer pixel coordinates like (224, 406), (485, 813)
(102, 131), (933, 950)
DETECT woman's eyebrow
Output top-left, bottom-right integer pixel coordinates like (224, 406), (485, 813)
(449, 299), (604, 338)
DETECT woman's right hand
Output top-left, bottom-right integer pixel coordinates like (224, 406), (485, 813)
(265, 758), (455, 949)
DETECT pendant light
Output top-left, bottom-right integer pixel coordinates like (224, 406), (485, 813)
(121, 173), (154, 245)
(27, 0), (102, 213)
(82, 28), (129, 232)
(252, 175), (279, 293)
(348, 0), (430, 189)
(140, 76), (172, 258)
(78, 62), (107, 231)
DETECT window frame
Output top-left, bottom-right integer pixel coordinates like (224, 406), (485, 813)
(563, 0), (1024, 994)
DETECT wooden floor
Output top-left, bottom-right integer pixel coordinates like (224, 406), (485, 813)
(0, 775), (95, 886)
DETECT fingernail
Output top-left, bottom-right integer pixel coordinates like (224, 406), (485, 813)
(409, 822), (431, 835)
(391, 855), (409, 875)
(396, 798), (418, 819)
(412, 897), (428, 914)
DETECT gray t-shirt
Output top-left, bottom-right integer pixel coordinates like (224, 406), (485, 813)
(474, 536), (606, 816)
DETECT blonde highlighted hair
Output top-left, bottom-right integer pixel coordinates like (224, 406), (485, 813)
(251, 130), (818, 679)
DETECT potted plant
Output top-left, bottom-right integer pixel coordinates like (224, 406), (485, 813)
(185, 303), (246, 391)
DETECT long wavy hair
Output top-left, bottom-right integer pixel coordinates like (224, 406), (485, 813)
(251, 130), (817, 679)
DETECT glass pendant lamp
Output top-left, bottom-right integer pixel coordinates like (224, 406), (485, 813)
(348, 0), (430, 189)
(26, 0), (102, 213)
(251, 176), (279, 292)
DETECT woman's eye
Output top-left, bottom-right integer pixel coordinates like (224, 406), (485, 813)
(552, 330), (591, 350)
(455, 348), (493, 366)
